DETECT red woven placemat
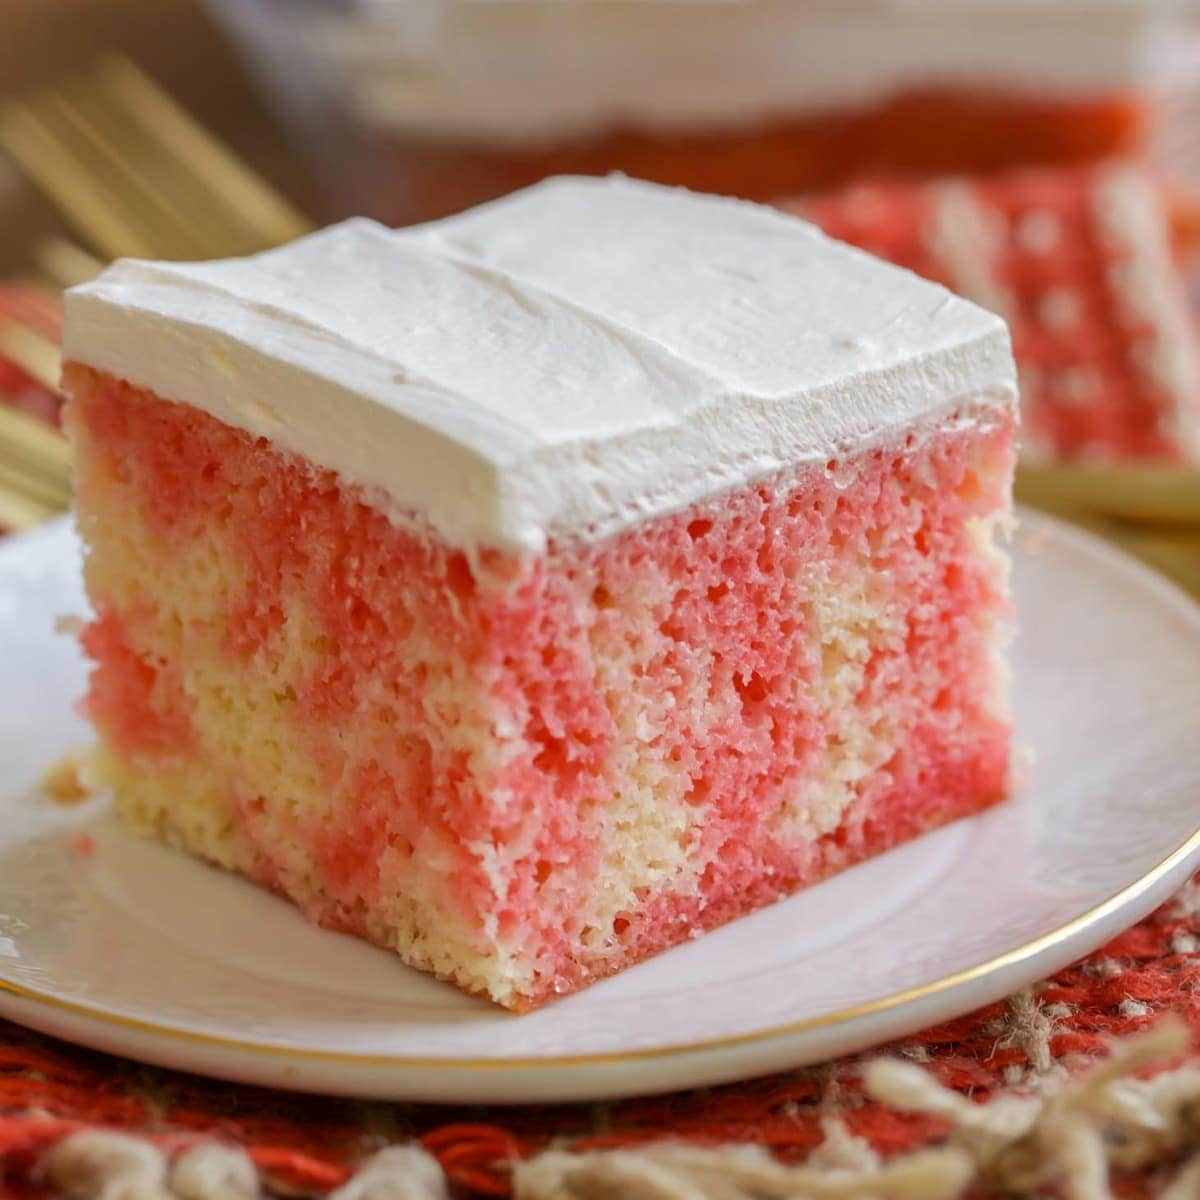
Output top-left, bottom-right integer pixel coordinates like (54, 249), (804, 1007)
(2, 876), (1199, 1197)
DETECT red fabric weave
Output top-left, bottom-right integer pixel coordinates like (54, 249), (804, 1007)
(2, 876), (1199, 1197)
(789, 161), (1200, 464)
(0, 286), (63, 429)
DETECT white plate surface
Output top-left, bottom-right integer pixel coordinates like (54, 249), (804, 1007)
(1, 512), (1199, 1104)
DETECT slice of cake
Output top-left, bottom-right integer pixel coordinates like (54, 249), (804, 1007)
(791, 161), (1200, 464)
(63, 177), (1018, 1011)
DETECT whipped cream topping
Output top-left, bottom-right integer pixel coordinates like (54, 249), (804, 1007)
(328, 0), (1175, 143)
(64, 177), (1016, 554)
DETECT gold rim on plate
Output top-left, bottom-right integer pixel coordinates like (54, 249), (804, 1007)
(3, 820), (1199, 1072)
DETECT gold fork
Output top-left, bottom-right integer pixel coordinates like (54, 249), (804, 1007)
(0, 478), (59, 532)
(1015, 463), (1200, 528)
(34, 236), (104, 290)
(0, 49), (314, 531)
(0, 401), (70, 513)
(0, 387), (71, 532)
(0, 297), (71, 530)
(1016, 463), (1200, 597)
(0, 319), (62, 395)
(0, 54), (313, 262)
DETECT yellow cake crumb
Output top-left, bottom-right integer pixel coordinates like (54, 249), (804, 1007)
(42, 751), (96, 805)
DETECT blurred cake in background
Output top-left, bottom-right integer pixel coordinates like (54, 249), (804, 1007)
(792, 161), (1200, 465)
(206, 0), (1198, 225)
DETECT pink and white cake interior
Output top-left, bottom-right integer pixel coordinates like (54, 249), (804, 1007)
(63, 177), (1019, 1011)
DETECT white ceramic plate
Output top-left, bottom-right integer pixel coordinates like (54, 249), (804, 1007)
(2, 512), (1199, 1104)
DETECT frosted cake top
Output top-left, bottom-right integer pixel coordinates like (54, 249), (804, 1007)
(65, 176), (1016, 553)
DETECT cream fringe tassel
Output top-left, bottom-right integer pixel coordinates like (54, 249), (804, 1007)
(39, 1020), (1200, 1200)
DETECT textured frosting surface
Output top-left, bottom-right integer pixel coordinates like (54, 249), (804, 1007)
(65, 176), (1016, 553)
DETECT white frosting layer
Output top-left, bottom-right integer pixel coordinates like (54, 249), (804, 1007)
(327, 0), (1176, 143)
(64, 176), (1016, 554)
